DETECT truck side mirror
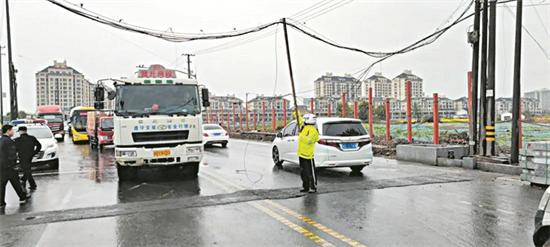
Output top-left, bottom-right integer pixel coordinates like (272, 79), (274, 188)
(201, 88), (210, 107)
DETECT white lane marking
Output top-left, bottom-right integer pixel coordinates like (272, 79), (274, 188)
(60, 189), (73, 208)
(230, 139), (272, 146)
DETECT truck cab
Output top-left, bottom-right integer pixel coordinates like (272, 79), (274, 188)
(87, 111), (114, 150)
(36, 105), (65, 141)
(97, 65), (210, 180)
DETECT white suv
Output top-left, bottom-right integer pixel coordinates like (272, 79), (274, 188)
(272, 117), (373, 173)
(14, 124), (59, 169)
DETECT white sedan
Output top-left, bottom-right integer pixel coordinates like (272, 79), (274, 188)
(15, 124), (59, 169)
(202, 124), (229, 148)
(272, 117), (373, 173)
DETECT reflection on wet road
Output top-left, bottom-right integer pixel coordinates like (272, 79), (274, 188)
(0, 138), (546, 246)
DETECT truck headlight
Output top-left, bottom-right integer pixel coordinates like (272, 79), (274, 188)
(187, 146), (201, 154)
(116, 150), (137, 157)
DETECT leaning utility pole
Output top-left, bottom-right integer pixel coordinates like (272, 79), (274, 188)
(486, 0), (497, 156)
(510, 0), (523, 164)
(478, 0), (489, 156)
(6, 0), (18, 120)
(0, 45), (4, 124)
(281, 18), (301, 128)
(182, 53), (195, 79)
(469, 0), (481, 155)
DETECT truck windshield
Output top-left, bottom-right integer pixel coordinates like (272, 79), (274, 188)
(116, 85), (200, 116)
(40, 114), (64, 123)
(101, 118), (114, 130)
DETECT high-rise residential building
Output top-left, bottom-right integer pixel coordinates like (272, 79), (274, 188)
(314, 73), (360, 102)
(391, 70), (424, 100)
(525, 88), (550, 113)
(361, 72), (392, 98)
(36, 60), (95, 113)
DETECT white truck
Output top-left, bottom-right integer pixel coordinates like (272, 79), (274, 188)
(96, 64), (210, 180)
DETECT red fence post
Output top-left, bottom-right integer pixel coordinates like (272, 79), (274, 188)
(221, 105), (225, 129)
(253, 111), (257, 131)
(271, 105), (276, 132)
(353, 101), (358, 119)
(385, 98), (391, 145)
(328, 103), (332, 117)
(310, 99), (314, 114)
(232, 103), (236, 131)
(239, 109), (243, 132)
(467, 71), (473, 125)
(341, 93), (347, 117)
(261, 101), (266, 131)
(368, 87), (374, 138)
(283, 100), (287, 126)
(245, 104), (249, 131)
(406, 81), (412, 143)
(433, 93), (439, 144)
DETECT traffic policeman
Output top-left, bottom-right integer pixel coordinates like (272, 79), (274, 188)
(296, 112), (320, 193)
(15, 126), (42, 191)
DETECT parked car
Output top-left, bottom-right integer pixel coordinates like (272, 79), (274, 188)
(534, 187), (550, 247)
(14, 124), (59, 170)
(202, 124), (229, 148)
(272, 117), (373, 173)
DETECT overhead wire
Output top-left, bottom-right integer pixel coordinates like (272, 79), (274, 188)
(503, 3), (550, 60)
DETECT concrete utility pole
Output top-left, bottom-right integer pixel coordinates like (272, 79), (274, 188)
(282, 18), (301, 128)
(6, 0), (18, 120)
(182, 53), (195, 79)
(0, 46), (4, 124)
(510, 0), (523, 164)
(486, 0), (497, 156)
(478, 0), (489, 156)
(469, 0), (481, 155)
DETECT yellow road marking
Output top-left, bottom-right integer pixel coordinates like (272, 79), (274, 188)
(201, 171), (367, 247)
(199, 174), (335, 247)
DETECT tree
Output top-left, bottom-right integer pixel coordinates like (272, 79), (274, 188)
(374, 105), (386, 121)
(358, 101), (369, 121)
(336, 102), (353, 118)
(5, 111), (28, 120)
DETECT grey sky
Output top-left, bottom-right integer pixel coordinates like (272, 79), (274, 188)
(1, 0), (549, 113)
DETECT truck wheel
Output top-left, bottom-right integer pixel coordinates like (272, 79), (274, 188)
(350, 166), (365, 174)
(117, 164), (136, 181)
(50, 159), (59, 170)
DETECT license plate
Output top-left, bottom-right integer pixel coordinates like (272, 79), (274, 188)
(153, 150), (171, 157)
(340, 143), (358, 150)
(213, 133), (222, 136)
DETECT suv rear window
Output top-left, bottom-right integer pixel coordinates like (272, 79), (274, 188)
(204, 125), (222, 130)
(322, 121), (367, 137)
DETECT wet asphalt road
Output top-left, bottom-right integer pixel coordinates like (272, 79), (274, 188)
(0, 137), (546, 246)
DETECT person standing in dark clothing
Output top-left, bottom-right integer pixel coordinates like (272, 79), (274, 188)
(0, 125), (30, 209)
(15, 126), (41, 191)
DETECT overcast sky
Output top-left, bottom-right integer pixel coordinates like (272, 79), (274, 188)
(1, 0), (549, 113)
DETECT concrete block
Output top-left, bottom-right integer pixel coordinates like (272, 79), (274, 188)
(477, 162), (521, 176)
(463, 157), (477, 169)
(396, 144), (469, 166)
(436, 158), (463, 167)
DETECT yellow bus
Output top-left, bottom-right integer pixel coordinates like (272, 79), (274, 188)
(68, 106), (95, 143)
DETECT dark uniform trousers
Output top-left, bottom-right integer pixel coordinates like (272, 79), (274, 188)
(20, 158), (36, 189)
(299, 157), (317, 190)
(1, 168), (26, 205)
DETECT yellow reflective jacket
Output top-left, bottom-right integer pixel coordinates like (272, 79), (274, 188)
(294, 112), (320, 159)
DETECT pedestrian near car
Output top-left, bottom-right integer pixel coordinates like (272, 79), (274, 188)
(0, 125), (30, 209)
(15, 126), (42, 191)
(295, 112), (320, 193)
